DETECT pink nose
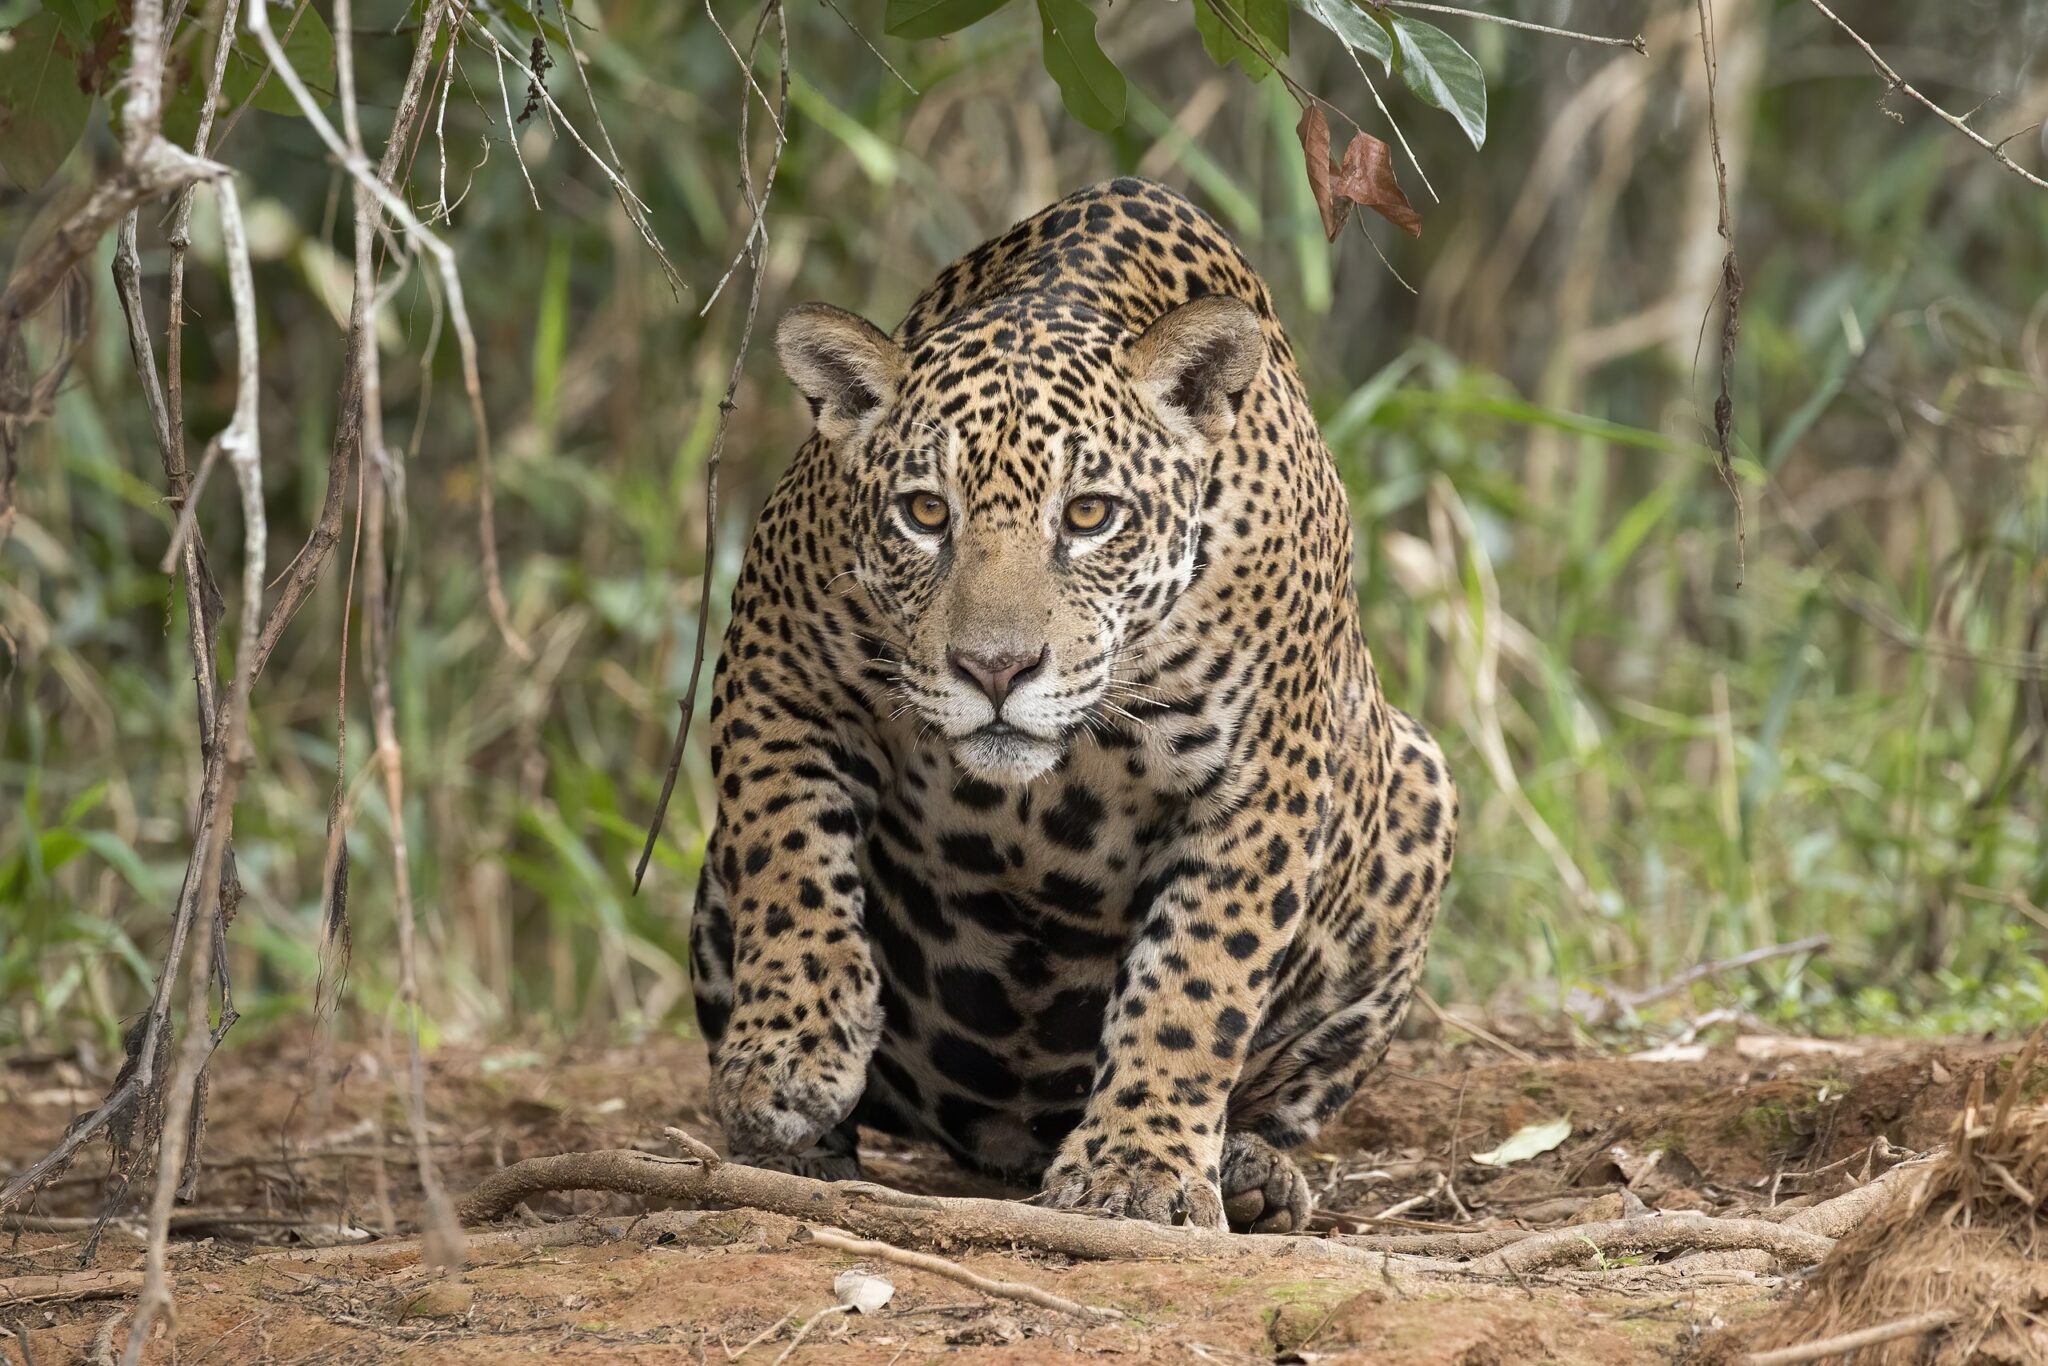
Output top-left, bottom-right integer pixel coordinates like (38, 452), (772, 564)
(947, 644), (1049, 711)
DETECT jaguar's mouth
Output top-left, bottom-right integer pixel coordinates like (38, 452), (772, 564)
(954, 720), (1064, 785)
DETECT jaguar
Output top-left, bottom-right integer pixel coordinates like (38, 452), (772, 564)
(689, 177), (1456, 1233)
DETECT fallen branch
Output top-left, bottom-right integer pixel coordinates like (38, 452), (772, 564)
(800, 1226), (1123, 1321)
(0, 1270), (142, 1308)
(1741, 1308), (1960, 1366)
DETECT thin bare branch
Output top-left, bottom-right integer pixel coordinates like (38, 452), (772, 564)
(635, 0), (789, 891)
(123, 172), (265, 1366)
(334, 0), (467, 1273)
(1801, 0), (2048, 191)
(1695, 0), (1746, 588)
(464, 16), (687, 298)
(1382, 2), (1646, 53)
(244, 0), (530, 662)
(816, 0), (917, 93)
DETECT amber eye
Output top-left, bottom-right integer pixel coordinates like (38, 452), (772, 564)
(1063, 495), (1117, 534)
(901, 491), (950, 533)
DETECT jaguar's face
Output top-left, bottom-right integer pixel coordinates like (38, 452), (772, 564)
(777, 295), (1266, 784)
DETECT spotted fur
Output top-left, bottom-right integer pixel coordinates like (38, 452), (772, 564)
(690, 178), (1456, 1232)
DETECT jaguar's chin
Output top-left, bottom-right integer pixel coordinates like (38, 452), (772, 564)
(953, 722), (1064, 785)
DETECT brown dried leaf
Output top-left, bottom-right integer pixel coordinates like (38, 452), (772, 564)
(1295, 105), (1350, 241)
(1332, 129), (1420, 238)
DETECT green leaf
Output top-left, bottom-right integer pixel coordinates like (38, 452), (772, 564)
(1036, 0), (1123, 132)
(0, 10), (93, 190)
(885, 0), (1012, 40)
(1289, 0), (1390, 75)
(237, 2), (337, 115)
(164, 2), (338, 146)
(42, 0), (103, 48)
(1193, 0), (1287, 82)
(1389, 14), (1485, 149)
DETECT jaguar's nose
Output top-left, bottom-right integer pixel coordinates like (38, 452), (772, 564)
(948, 643), (1050, 711)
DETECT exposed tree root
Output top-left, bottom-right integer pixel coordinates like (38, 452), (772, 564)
(456, 1146), (1458, 1282)
(0, 1270), (143, 1308)
(1468, 1214), (1834, 1274)
(454, 1129), (1851, 1282)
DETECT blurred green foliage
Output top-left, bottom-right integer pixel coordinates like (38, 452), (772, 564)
(2, 0), (2044, 1050)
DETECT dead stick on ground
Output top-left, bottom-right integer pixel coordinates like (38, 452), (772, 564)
(0, 1271), (143, 1308)
(800, 1227), (1123, 1321)
(771, 1304), (848, 1366)
(89, 1312), (122, 1366)
(1742, 1309), (1962, 1366)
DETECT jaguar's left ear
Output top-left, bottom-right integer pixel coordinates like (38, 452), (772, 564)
(1129, 295), (1266, 442)
(777, 303), (907, 452)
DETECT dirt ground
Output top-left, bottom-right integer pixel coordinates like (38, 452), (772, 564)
(0, 1026), (2029, 1364)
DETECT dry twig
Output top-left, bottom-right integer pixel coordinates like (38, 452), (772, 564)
(1800, 0), (2048, 191)
(244, 0), (529, 663)
(800, 1227), (1123, 1321)
(1694, 0), (1746, 588)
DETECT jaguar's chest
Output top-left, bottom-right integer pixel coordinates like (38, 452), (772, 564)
(851, 719), (1191, 1171)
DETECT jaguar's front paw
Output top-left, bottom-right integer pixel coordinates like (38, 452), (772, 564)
(1221, 1130), (1312, 1234)
(730, 1120), (863, 1182)
(1042, 1132), (1224, 1230)
(712, 1035), (869, 1157)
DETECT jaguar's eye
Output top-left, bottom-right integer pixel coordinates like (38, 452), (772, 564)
(901, 491), (950, 533)
(1063, 495), (1117, 534)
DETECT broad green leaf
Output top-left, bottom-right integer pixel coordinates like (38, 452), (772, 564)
(885, 0), (1012, 40)
(1193, 0), (1287, 82)
(1289, 0), (1390, 75)
(237, 2), (337, 115)
(42, 0), (104, 48)
(164, 2), (338, 145)
(0, 10), (93, 190)
(1390, 14), (1485, 149)
(1470, 1116), (1571, 1167)
(1036, 0), (1123, 132)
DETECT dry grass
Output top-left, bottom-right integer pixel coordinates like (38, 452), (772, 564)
(1720, 1035), (2048, 1365)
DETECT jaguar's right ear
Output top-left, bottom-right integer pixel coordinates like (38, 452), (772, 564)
(776, 303), (905, 451)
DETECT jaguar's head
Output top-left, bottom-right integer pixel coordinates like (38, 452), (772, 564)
(776, 292), (1266, 784)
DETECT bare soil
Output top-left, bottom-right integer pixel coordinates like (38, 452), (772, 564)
(0, 1029), (2027, 1364)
